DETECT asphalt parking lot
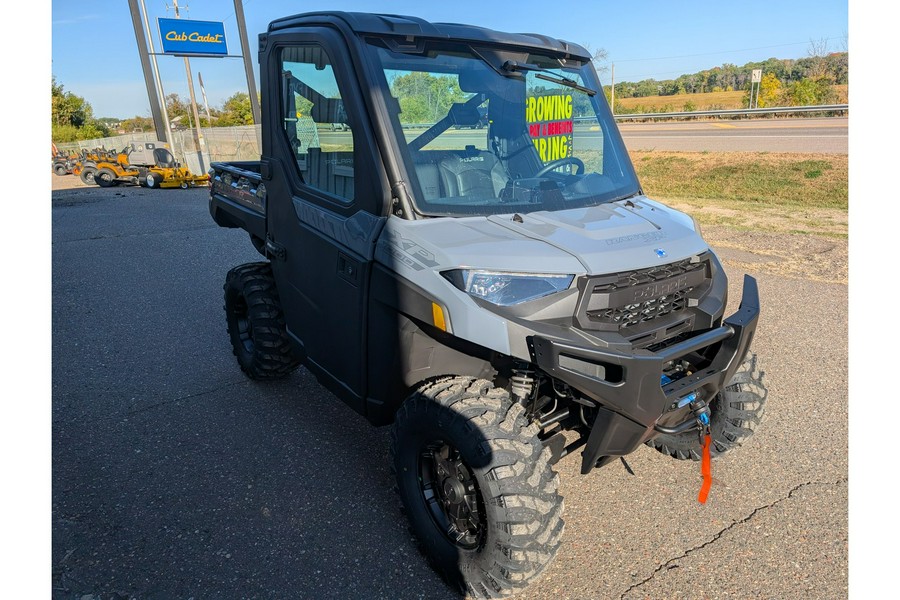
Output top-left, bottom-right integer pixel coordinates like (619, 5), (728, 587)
(51, 183), (848, 599)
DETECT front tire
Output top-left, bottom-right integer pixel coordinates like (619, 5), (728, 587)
(146, 172), (161, 189)
(54, 164), (68, 176)
(392, 376), (564, 598)
(648, 353), (768, 460)
(223, 262), (300, 380)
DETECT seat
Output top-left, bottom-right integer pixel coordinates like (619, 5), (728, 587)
(153, 148), (177, 168)
(415, 162), (443, 201)
(437, 150), (507, 198)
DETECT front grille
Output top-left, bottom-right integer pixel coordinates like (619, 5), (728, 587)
(574, 254), (712, 334)
(591, 289), (691, 327)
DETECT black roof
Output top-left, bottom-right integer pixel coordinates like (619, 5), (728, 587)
(267, 11), (591, 60)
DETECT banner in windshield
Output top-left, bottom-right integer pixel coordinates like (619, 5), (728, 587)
(526, 94), (574, 164)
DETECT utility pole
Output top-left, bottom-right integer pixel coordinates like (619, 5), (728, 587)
(234, 0), (261, 125)
(139, 0), (173, 145)
(127, 0), (167, 141)
(171, 0), (206, 172)
(610, 62), (615, 115)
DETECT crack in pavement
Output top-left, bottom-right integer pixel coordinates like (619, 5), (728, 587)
(619, 478), (848, 599)
(115, 378), (251, 419)
(51, 379), (250, 426)
(56, 224), (220, 244)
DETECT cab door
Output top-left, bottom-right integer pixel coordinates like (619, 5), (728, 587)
(261, 29), (388, 413)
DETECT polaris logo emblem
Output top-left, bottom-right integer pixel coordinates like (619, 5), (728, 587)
(633, 276), (689, 301)
(655, 248), (668, 258)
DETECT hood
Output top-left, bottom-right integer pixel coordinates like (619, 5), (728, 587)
(487, 197), (709, 274)
(377, 196), (709, 277)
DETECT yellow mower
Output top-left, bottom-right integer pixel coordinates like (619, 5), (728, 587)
(139, 144), (209, 189)
(89, 141), (209, 189)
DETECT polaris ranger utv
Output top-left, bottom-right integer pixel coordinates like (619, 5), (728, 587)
(209, 11), (767, 598)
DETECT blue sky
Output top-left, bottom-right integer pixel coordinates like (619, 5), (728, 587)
(51, 0), (848, 119)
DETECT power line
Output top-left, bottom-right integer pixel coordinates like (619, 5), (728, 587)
(612, 36), (845, 63)
(220, 0), (254, 24)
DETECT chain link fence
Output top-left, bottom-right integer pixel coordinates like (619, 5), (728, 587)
(55, 125), (263, 174)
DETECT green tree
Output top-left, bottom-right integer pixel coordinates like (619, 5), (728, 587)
(780, 76), (836, 106)
(165, 93), (191, 127)
(122, 115), (154, 133)
(390, 72), (466, 123)
(51, 77), (110, 141)
(216, 92), (254, 126)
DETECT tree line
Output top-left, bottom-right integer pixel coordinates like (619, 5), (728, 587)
(606, 51), (848, 107)
(52, 76), (260, 142)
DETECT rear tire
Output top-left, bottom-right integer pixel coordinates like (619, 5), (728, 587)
(54, 164), (68, 176)
(392, 376), (564, 598)
(223, 262), (300, 380)
(79, 167), (96, 185)
(647, 353), (767, 460)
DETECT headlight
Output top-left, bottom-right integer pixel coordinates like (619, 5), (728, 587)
(442, 269), (574, 306)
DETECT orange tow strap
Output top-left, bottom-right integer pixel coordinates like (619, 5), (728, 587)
(698, 434), (712, 504)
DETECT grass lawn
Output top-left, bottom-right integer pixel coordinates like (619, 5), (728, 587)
(630, 150), (848, 238)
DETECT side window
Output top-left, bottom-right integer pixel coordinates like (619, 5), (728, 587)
(279, 45), (354, 201)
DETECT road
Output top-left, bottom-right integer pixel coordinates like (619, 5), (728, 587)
(616, 117), (848, 154)
(320, 116), (847, 154)
(51, 185), (847, 599)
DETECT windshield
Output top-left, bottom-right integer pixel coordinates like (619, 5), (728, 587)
(367, 39), (640, 217)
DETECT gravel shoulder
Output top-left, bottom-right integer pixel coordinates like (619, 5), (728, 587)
(664, 198), (847, 285)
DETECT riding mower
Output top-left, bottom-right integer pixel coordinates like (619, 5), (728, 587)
(91, 141), (209, 189)
(136, 144), (209, 189)
(73, 148), (118, 185)
(52, 151), (79, 176)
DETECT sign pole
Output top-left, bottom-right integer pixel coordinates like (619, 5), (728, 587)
(139, 0), (173, 145)
(127, 0), (167, 142)
(233, 0), (261, 126)
(751, 69), (763, 110)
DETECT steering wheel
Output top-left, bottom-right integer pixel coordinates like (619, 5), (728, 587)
(534, 157), (585, 178)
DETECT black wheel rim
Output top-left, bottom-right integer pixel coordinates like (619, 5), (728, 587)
(230, 294), (254, 354)
(418, 441), (484, 550)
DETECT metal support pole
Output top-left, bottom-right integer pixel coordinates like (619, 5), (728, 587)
(127, 0), (167, 141)
(198, 72), (213, 127)
(234, 0), (262, 126)
(172, 0), (206, 172)
(139, 0), (173, 144)
(183, 56), (207, 172)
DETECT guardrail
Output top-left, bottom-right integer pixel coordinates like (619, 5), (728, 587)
(606, 104), (848, 121)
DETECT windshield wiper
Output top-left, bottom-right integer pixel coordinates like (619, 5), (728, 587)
(502, 60), (596, 96)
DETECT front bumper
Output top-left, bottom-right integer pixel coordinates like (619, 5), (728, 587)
(531, 275), (759, 474)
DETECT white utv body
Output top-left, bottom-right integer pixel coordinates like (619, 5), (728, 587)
(208, 11), (767, 598)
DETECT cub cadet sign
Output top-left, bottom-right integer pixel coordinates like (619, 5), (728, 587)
(526, 94), (574, 163)
(158, 18), (227, 56)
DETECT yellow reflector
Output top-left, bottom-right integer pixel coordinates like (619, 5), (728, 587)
(432, 302), (447, 332)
